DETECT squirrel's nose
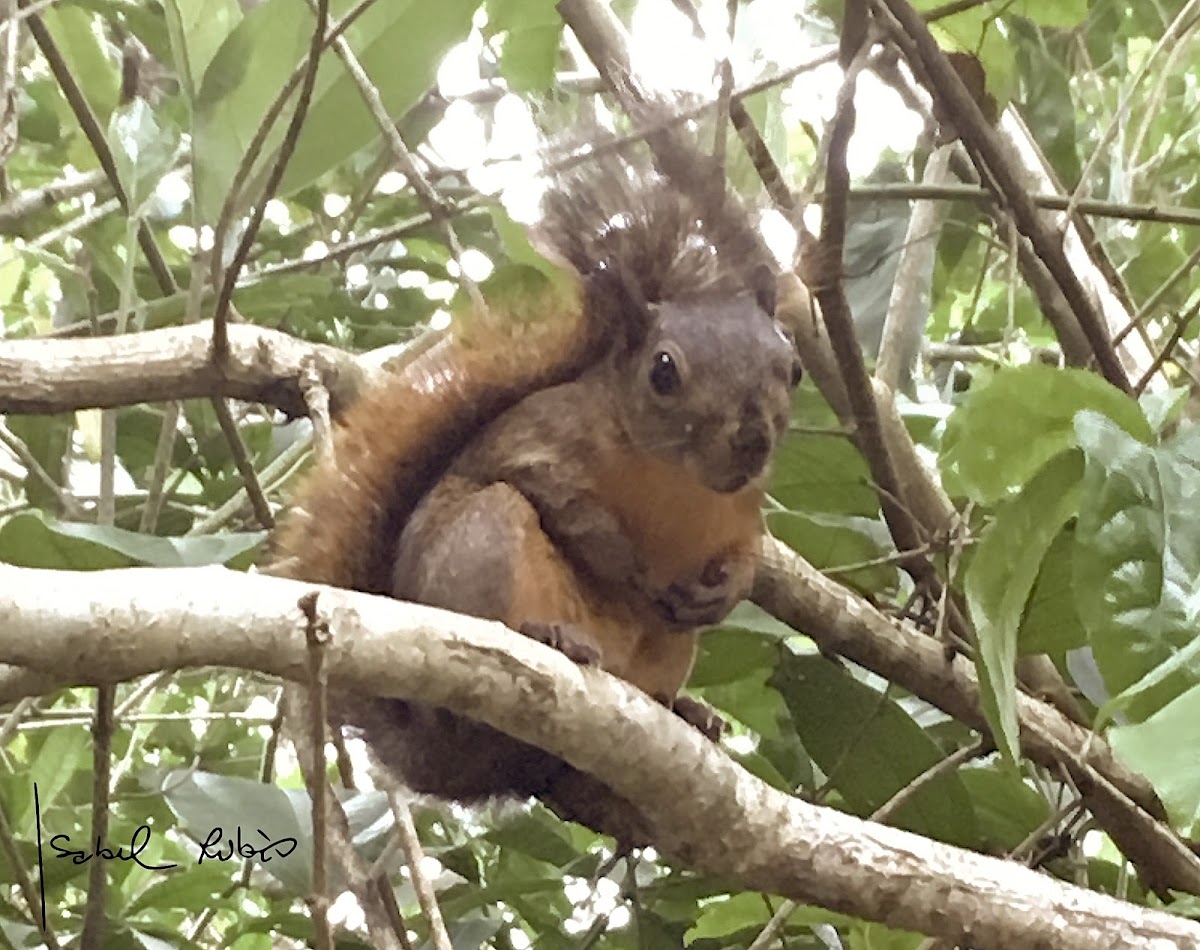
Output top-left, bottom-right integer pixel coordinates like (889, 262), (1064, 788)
(731, 418), (771, 474)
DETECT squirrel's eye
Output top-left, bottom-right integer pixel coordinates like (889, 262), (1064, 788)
(649, 351), (682, 396)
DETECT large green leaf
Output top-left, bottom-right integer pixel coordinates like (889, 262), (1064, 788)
(41, 6), (120, 130)
(1109, 684), (1200, 837)
(1073, 411), (1200, 722)
(108, 98), (184, 215)
(772, 653), (977, 845)
(191, 0), (479, 222)
(162, 0), (244, 103)
(1019, 526), (1087, 655)
(487, 0), (563, 93)
(190, 0), (314, 221)
(940, 364), (1150, 503)
(770, 431), (878, 517)
(957, 767), (1050, 852)
(965, 451), (1083, 765)
(0, 511), (264, 569)
(276, 0), (481, 197)
(689, 627), (778, 688)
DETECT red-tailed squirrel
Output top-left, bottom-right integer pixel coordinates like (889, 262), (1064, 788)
(271, 159), (801, 801)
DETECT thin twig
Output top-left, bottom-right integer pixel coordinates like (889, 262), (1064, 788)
(208, 0), (379, 338)
(308, 0), (485, 313)
(0, 166), (107, 227)
(870, 738), (990, 825)
(298, 592), (334, 950)
(1113, 241), (1200, 349)
(211, 0), (331, 362)
(187, 429), (311, 536)
(211, 400), (274, 529)
(389, 792), (453, 950)
(808, 18), (935, 594)
(746, 898), (797, 950)
(874, 0), (1131, 393)
(0, 792), (61, 949)
(2, 0), (59, 23)
(1134, 297), (1200, 396)
(22, 6), (175, 293)
(840, 180), (1200, 228)
(1064, 0), (1200, 228)
(0, 423), (82, 518)
(80, 686), (115, 950)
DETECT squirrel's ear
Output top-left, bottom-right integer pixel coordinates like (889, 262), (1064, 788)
(585, 265), (650, 353)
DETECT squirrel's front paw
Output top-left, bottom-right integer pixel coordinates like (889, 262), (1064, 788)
(520, 621), (603, 666)
(652, 554), (753, 628)
(662, 694), (726, 742)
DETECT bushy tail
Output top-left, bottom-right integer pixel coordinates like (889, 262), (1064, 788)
(270, 278), (591, 594)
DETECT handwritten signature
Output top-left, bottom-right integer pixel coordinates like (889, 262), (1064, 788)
(32, 782), (298, 928)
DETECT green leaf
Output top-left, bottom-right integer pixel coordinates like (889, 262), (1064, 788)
(690, 628), (778, 688)
(1008, 0), (1088, 28)
(108, 98), (184, 214)
(159, 770), (315, 893)
(497, 25), (563, 93)
(23, 728), (90, 830)
(0, 511), (264, 569)
(965, 451), (1083, 765)
(0, 511), (130, 570)
(685, 893), (769, 942)
(912, 1), (1016, 104)
(163, 0), (244, 103)
(772, 653), (977, 845)
(1110, 684), (1200, 836)
(1073, 412), (1200, 721)
(191, 0), (313, 221)
(940, 364), (1150, 503)
(770, 429), (877, 517)
(716, 600), (798, 640)
(5, 414), (72, 515)
(276, 0), (481, 198)
(1019, 526), (1087, 655)
(957, 767), (1050, 852)
(490, 205), (566, 281)
(42, 6), (120, 128)
(484, 810), (579, 867)
(1140, 386), (1190, 435)
(767, 510), (896, 593)
(699, 674), (788, 738)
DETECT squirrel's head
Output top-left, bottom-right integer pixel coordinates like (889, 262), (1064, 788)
(604, 286), (801, 493)
(540, 156), (802, 491)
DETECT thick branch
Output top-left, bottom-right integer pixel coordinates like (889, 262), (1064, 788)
(0, 564), (1197, 948)
(0, 324), (364, 417)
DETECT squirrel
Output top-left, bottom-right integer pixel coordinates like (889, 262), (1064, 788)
(270, 157), (801, 802)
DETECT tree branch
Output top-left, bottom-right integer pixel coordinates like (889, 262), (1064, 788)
(753, 539), (1200, 898)
(872, 0), (1131, 393)
(0, 323), (365, 418)
(0, 564), (1197, 948)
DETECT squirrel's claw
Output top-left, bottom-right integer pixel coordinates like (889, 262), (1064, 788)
(665, 695), (726, 741)
(520, 621), (604, 666)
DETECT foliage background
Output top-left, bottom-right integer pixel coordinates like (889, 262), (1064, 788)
(2, 0), (1200, 946)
